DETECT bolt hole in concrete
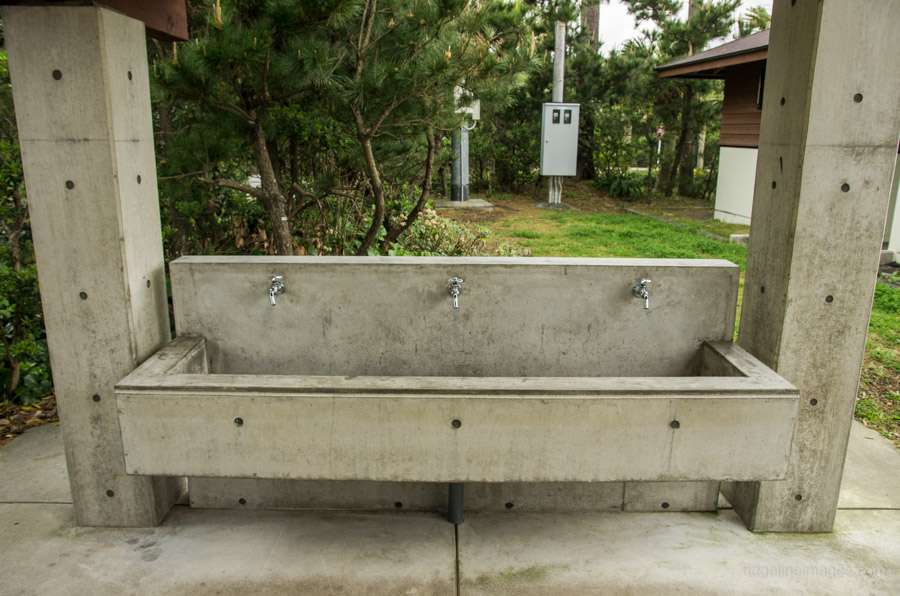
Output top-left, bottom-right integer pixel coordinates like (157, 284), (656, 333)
(661, 502), (670, 509)
(780, 97), (785, 105)
(761, 286), (765, 294)
(137, 174), (142, 184)
(670, 420), (681, 429)
(771, 181), (776, 189)
(146, 280), (151, 288)
(854, 93), (863, 103)
(233, 417), (243, 427)
(505, 502), (515, 510)
(127, 70), (132, 80)
(65, 180), (74, 190)
(825, 295), (834, 303)
(92, 394), (100, 402)
(841, 183), (850, 192)
(451, 419), (461, 429)
(795, 494), (803, 501)
(52, 69), (62, 80)
(238, 498), (246, 505)
(810, 399), (818, 406)
(106, 490), (115, 498)
(394, 501), (403, 509)
(79, 291), (87, 300)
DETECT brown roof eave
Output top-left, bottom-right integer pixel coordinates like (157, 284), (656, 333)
(657, 49), (768, 79)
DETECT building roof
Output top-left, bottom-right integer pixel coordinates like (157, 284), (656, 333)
(656, 29), (769, 79)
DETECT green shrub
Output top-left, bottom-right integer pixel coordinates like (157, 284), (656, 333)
(599, 171), (647, 200)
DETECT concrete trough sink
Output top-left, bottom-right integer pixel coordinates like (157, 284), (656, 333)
(115, 257), (799, 485)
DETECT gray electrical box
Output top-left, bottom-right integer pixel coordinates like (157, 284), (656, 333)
(540, 102), (580, 176)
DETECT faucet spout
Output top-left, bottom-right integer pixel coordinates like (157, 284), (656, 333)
(447, 277), (464, 310)
(269, 275), (285, 306)
(632, 278), (651, 310)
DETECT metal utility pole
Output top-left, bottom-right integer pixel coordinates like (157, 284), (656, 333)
(451, 122), (476, 202)
(547, 20), (566, 204)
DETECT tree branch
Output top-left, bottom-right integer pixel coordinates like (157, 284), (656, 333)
(382, 127), (437, 249)
(198, 176), (263, 198)
(159, 170), (205, 181)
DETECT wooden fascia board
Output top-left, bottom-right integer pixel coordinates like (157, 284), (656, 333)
(658, 50), (768, 80)
(0, 1), (188, 41)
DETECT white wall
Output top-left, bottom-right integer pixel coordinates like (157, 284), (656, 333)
(882, 151), (900, 254)
(714, 146), (758, 224)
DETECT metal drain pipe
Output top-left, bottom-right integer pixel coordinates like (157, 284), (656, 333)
(448, 483), (464, 524)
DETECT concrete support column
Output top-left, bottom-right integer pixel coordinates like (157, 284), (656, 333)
(734, 0), (900, 532)
(547, 20), (565, 205)
(696, 127), (706, 170)
(2, 6), (182, 526)
(450, 126), (470, 202)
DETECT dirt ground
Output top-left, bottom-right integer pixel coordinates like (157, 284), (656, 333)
(0, 394), (58, 448)
(441, 181), (718, 227)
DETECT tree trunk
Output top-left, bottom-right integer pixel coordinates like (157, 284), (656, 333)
(576, 111), (597, 182)
(440, 164), (449, 197)
(355, 132), (386, 256)
(382, 128), (437, 250)
(666, 86), (693, 197)
(656, 133), (676, 192)
(676, 85), (697, 197)
(582, 3), (600, 50)
(646, 135), (655, 204)
(156, 104), (190, 258)
(249, 117), (294, 256)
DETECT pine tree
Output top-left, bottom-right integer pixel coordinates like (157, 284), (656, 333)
(156, 0), (532, 255)
(623, 0), (739, 197)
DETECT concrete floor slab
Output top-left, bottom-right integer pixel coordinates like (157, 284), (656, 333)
(0, 423), (70, 503)
(839, 422), (900, 509)
(0, 419), (897, 594)
(458, 509), (899, 595)
(0, 504), (456, 595)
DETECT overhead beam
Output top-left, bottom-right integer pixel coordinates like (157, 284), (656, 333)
(0, 1), (188, 40)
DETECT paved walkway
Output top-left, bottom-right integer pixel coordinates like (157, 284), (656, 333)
(1, 422), (897, 595)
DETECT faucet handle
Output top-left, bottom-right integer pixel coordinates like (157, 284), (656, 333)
(269, 275), (285, 306)
(447, 277), (464, 309)
(632, 278), (651, 310)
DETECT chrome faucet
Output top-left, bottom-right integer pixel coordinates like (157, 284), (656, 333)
(447, 277), (464, 309)
(269, 275), (285, 306)
(632, 278), (651, 309)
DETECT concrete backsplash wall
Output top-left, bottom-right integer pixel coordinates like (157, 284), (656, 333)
(170, 256), (740, 378)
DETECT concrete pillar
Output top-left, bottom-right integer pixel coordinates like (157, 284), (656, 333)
(450, 126), (470, 202)
(696, 127), (706, 170)
(2, 5), (183, 526)
(734, 0), (900, 532)
(547, 20), (566, 205)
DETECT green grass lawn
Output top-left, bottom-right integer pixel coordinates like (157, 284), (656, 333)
(495, 210), (748, 266)
(460, 195), (899, 447)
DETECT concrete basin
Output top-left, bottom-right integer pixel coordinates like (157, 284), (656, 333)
(115, 257), (798, 487)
